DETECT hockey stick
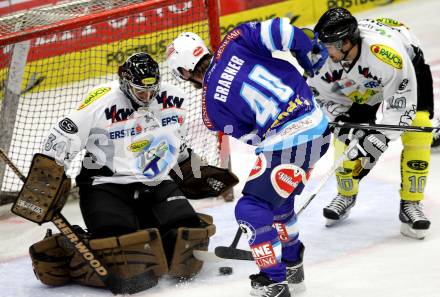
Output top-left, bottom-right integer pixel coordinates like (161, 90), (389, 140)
(193, 226), (248, 262)
(329, 121), (440, 133)
(0, 149), (155, 294)
(214, 226), (254, 261)
(209, 140), (358, 261)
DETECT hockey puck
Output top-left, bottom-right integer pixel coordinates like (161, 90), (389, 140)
(219, 266), (233, 275)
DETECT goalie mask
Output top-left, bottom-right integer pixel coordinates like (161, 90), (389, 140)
(118, 52), (160, 108)
(166, 32), (210, 82)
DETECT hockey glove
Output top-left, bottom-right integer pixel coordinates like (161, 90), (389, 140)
(293, 28), (328, 77)
(334, 127), (390, 179)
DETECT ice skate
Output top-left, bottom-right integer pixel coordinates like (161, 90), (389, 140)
(286, 260), (305, 293)
(285, 243), (305, 293)
(323, 194), (357, 226)
(250, 273), (290, 297)
(399, 200), (431, 239)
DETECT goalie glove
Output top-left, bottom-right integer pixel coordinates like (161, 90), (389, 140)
(334, 127), (390, 179)
(169, 149), (239, 199)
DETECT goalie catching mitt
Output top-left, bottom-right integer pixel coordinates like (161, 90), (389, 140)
(11, 154), (71, 224)
(170, 149), (239, 199)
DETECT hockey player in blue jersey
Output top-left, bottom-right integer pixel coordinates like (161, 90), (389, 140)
(167, 18), (329, 297)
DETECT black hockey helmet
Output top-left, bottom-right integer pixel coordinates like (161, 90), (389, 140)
(314, 7), (360, 44)
(118, 52), (160, 107)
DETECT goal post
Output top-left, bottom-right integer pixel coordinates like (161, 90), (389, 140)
(0, 0), (227, 204)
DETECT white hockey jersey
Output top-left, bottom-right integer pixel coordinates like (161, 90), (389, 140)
(42, 80), (189, 185)
(309, 18), (421, 140)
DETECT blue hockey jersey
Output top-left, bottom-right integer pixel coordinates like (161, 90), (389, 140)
(202, 18), (328, 152)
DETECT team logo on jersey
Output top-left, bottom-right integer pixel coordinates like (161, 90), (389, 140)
(156, 91), (184, 108)
(58, 118), (78, 134)
(358, 66), (383, 84)
(321, 69), (344, 83)
(375, 18), (404, 27)
(248, 154), (267, 181)
(128, 139), (150, 152)
(161, 115), (184, 126)
(271, 164), (306, 198)
(77, 87), (111, 110)
(105, 105), (134, 123)
(370, 44), (403, 69)
(348, 89), (378, 104)
(109, 124), (143, 139)
(237, 220), (256, 244)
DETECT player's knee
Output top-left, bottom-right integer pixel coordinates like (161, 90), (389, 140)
(235, 195), (272, 226)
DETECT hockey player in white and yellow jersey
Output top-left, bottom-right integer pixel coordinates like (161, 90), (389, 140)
(309, 8), (434, 239)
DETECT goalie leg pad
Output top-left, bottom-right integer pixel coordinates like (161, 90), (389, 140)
(31, 228), (168, 291)
(69, 228), (168, 288)
(168, 214), (216, 278)
(12, 153), (70, 224)
(29, 232), (72, 286)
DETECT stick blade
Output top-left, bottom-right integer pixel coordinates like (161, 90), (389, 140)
(214, 246), (254, 261)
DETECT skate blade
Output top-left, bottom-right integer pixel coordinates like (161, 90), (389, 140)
(325, 218), (339, 227)
(400, 223), (426, 240)
(289, 281), (306, 294)
(325, 212), (350, 227)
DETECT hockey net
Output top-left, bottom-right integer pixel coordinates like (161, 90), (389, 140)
(0, 0), (223, 204)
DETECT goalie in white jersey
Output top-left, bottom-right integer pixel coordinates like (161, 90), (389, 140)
(308, 8), (434, 239)
(22, 53), (237, 293)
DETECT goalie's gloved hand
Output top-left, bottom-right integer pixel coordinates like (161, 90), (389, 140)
(293, 28), (328, 78)
(335, 127), (390, 165)
(169, 149), (239, 199)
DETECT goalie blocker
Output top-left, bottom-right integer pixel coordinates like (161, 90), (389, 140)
(30, 214), (215, 289)
(11, 154), (71, 224)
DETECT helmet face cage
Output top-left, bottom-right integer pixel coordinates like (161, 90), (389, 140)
(323, 39), (344, 50)
(118, 52), (160, 107)
(315, 7), (359, 44)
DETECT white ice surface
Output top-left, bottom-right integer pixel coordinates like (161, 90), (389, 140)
(1, 0), (440, 296)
